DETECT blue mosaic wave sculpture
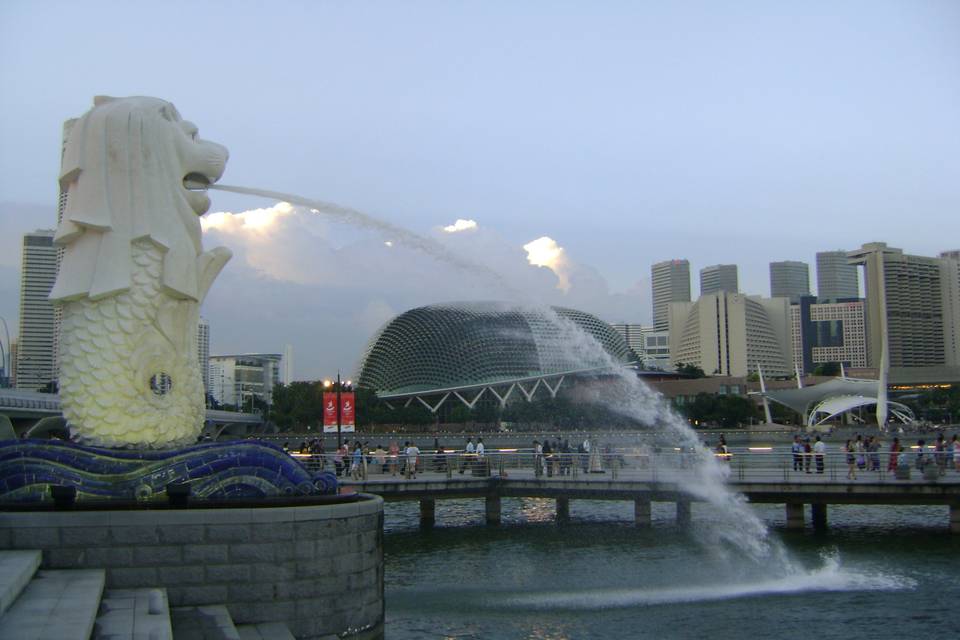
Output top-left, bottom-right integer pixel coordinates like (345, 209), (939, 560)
(0, 439), (337, 503)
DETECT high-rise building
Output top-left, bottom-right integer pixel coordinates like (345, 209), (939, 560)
(699, 264), (739, 296)
(668, 292), (792, 377)
(197, 318), (210, 395)
(770, 261), (811, 303)
(816, 250), (859, 302)
(15, 230), (58, 391)
(848, 242), (950, 370)
(610, 324), (671, 370)
(651, 259), (690, 331)
(610, 323), (645, 359)
(281, 344), (294, 384)
(940, 250), (960, 367)
(790, 296), (867, 374)
(209, 352), (287, 409)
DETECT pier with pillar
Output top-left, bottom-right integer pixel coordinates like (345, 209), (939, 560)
(349, 472), (960, 533)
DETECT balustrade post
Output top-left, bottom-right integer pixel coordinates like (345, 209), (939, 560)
(785, 502), (804, 530)
(485, 494), (501, 526)
(420, 498), (435, 528)
(556, 497), (570, 523)
(676, 499), (692, 527)
(634, 497), (651, 528)
(811, 503), (828, 531)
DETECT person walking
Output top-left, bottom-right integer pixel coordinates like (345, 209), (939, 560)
(405, 441), (420, 479)
(533, 440), (543, 477)
(953, 435), (960, 473)
(791, 435), (803, 472)
(934, 434), (947, 476)
(333, 443), (345, 477)
(844, 440), (857, 480)
(350, 442), (364, 480)
(460, 437), (475, 474)
(813, 435), (825, 474)
(887, 437), (902, 472)
(388, 440), (400, 477)
(853, 433), (867, 471)
(543, 440), (554, 477)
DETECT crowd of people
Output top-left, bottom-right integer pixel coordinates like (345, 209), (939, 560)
(282, 431), (960, 482)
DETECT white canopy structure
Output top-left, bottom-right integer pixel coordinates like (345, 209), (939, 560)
(750, 377), (915, 430)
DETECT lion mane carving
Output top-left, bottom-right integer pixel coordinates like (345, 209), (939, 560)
(51, 96), (231, 448)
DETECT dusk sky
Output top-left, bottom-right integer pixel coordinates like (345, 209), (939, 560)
(1, 1), (958, 379)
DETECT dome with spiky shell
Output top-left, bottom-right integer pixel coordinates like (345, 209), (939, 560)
(356, 302), (631, 395)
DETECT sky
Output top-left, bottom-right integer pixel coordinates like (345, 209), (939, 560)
(1, 1), (958, 379)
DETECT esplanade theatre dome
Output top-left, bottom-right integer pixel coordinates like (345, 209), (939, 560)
(357, 302), (632, 395)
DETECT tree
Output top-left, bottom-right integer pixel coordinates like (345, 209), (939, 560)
(813, 362), (841, 377)
(675, 362), (706, 378)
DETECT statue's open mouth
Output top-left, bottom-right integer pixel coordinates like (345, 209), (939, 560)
(183, 173), (211, 191)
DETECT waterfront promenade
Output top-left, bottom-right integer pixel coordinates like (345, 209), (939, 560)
(312, 450), (960, 532)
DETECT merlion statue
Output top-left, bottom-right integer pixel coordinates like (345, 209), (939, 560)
(50, 96), (231, 448)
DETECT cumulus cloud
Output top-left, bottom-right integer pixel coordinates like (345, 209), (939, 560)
(199, 202), (645, 378)
(523, 236), (571, 292)
(201, 202), (295, 234)
(442, 218), (478, 233)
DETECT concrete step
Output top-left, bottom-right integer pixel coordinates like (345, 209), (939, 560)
(0, 550), (42, 616)
(236, 622), (296, 640)
(169, 605), (240, 640)
(94, 588), (172, 640)
(0, 568), (105, 640)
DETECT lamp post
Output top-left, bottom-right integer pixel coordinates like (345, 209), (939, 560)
(0, 316), (9, 388)
(324, 373), (353, 449)
(336, 371), (342, 448)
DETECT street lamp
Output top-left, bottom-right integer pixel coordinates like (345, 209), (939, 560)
(323, 373), (353, 448)
(0, 316), (10, 388)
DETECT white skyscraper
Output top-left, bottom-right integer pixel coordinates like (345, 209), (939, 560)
(669, 292), (793, 377)
(770, 261), (811, 303)
(651, 259), (691, 332)
(15, 230), (58, 390)
(699, 264), (739, 296)
(816, 250), (859, 301)
(197, 318), (211, 395)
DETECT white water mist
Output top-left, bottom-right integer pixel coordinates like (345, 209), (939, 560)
(208, 183), (514, 292)
(212, 184), (792, 573)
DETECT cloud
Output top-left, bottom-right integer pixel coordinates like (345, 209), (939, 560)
(442, 218), (478, 233)
(201, 202), (295, 234)
(198, 202), (646, 379)
(523, 236), (571, 292)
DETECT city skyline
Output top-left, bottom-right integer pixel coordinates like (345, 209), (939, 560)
(1, 2), (958, 378)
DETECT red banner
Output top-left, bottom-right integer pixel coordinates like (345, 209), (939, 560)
(322, 392), (338, 432)
(322, 391), (356, 433)
(340, 392), (355, 432)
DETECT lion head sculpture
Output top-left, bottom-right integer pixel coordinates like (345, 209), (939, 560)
(50, 96), (232, 448)
(50, 96), (229, 303)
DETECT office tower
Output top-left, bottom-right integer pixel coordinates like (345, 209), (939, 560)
(848, 242), (948, 369)
(668, 292), (792, 377)
(699, 264), (739, 296)
(941, 251), (960, 366)
(611, 323), (646, 358)
(209, 353), (284, 408)
(15, 230), (58, 390)
(197, 318), (211, 394)
(281, 344), (294, 384)
(651, 259), (690, 332)
(770, 261), (811, 303)
(816, 250), (859, 301)
(790, 296), (867, 374)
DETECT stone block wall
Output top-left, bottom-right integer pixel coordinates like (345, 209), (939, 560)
(0, 495), (384, 639)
